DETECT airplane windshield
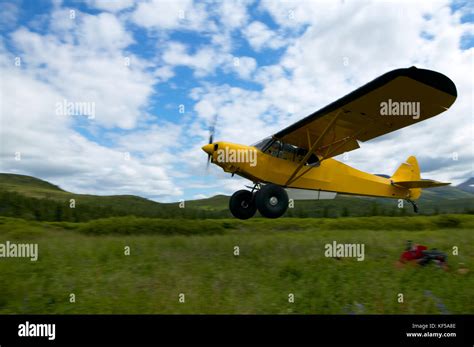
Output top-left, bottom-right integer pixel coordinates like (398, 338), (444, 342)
(252, 137), (272, 151)
(253, 137), (319, 165)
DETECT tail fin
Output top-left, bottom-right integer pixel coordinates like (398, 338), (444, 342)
(391, 156), (420, 183)
(391, 156), (450, 198)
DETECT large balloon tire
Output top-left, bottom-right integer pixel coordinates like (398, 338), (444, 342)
(256, 184), (289, 218)
(229, 190), (257, 220)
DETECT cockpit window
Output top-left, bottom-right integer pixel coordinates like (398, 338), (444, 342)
(253, 137), (319, 165)
(252, 137), (272, 151)
(268, 140), (282, 157)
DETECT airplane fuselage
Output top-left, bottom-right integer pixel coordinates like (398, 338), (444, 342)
(203, 141), (420, 200)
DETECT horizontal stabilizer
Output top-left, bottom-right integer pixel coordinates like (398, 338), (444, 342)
(392, 179), (450, 189)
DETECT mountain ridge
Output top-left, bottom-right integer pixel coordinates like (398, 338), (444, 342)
(0, 173), (473, 221)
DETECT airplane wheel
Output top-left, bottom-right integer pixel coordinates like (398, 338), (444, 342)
(256, 184), (288, 218)
(229, 190), (257, 220)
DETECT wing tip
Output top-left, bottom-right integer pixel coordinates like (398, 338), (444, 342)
(402, 66), (457, 98)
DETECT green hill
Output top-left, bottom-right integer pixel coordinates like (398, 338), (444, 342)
(0, 173), (473, 221)
(0, 173), (65, 193)
(457, 177), (474, 194)
(0, 173), (161, 207)
(0, 173), (183, 221)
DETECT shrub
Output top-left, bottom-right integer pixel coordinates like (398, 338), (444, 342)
(78, 217), (226, 236)
(435, 215), (461, 228)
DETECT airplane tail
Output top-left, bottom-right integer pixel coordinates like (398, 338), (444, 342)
(391, 156), (420, 183)
(390, 156), (450, 199)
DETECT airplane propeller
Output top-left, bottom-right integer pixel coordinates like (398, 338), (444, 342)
(206, 114), (218, 170)
(206, 126), (214, 169)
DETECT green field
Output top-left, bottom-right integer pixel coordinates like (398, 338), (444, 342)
(0, 215), (473, 314)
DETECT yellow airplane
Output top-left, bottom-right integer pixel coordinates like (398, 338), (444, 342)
(202, 67), (457, 219)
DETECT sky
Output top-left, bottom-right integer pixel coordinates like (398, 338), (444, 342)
(0, 0), (473, 202)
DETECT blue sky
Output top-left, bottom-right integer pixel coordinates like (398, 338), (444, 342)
(0, 0), (473, 201)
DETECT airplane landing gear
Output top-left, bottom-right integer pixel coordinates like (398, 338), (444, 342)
(229, 184), (289, 219)
(229, 190), (257, 220)
(255, 184), (289, 218)
(406, 199), (419, 213)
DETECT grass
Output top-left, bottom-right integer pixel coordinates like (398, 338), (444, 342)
(0, 215), (472, 314)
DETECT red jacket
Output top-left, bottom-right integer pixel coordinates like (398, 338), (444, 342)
(400, 245), (427, 262)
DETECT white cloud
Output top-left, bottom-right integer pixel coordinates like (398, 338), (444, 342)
(194, 99), (217, 122)
(78, 12), (134, 51)
(162, 42), (220, 77)
(243, 21), (287, 51)
(154, 65), (175, 81)
(131, 0), (212, 31)
(0, 7), (183, 199)
(85, 0), (135, 12)
(191, 84), (278, 145)
(11, 16), (153, 129)
(213, 0), (251, 29)
(112, 123), (181, 157)
(0, 65), (182, 199)
(229, 56), (257, 79)
(0, 1), (19, 30)
(161, 42), (257, 79)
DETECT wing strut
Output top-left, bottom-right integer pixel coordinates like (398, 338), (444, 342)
(321, 129), (364, 160)
(285, 111), (341, 186)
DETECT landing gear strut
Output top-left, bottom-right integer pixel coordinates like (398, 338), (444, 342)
(406, 199), (419, 213)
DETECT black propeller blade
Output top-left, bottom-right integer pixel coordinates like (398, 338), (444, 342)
(206, 115), (217, 170)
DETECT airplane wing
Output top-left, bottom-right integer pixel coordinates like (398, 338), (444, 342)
(273, 67), (457, 159)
